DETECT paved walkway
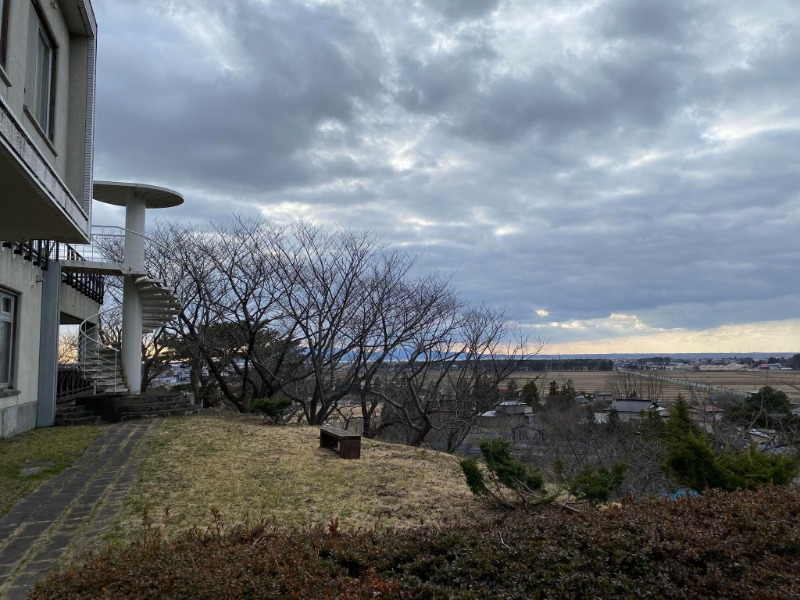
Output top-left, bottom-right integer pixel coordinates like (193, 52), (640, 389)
(0, 422), (152, 599)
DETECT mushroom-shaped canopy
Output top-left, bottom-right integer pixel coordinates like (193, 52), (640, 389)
(93, 181), (184, 209)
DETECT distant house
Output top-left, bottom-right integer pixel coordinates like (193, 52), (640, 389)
(605, 399), (666, 422)
(688, 405), (725, 433)
(459, 400), (542, 454)
(593, 391), (613, 403)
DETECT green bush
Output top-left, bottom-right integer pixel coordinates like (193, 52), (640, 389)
(460, 458), (487, 495)
(251, 397), (292, 420)
(460, 439), (546, 508)
(478, 438), (543, 492)
(569, 462), (628, 505)
(663, 396), (798, 492)
(32, 487), (800, 599)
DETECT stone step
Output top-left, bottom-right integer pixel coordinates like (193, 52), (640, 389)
(120, 406), (199, 421)
(56, 414), (101, 426)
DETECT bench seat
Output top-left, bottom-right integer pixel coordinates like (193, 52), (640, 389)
(320, 425), (361, 459)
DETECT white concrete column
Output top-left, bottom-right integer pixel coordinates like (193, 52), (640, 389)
(121, 276), (142, 394)
(122, 194), (146, 394)
(124, 195), (146, 271)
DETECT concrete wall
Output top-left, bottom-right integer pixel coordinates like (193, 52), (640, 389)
(0, 0), (96, 242)
(60, 281), (99, 323)
(0, 0), (94, 191)
(0, 246), (43, 438)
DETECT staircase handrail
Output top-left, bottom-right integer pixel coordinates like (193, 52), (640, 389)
(78, 306), (124, 393)
(64, 225), (171, 266)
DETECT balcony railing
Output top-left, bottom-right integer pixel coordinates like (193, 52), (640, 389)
(1, 240), (50, 269)
(56, 365), (95, 402)
(1, 239), (105, 304)
(63, 225), (127, 264)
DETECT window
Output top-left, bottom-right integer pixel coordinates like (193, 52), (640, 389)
(26, 1), (57, 139)
(0, 291), (15, 390)
(0, 0), (9, 68)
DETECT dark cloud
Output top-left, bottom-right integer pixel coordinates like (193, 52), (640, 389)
(95, 0), (385, 193)
(600, 0), (698, 42)
(424, 0), (501, 21)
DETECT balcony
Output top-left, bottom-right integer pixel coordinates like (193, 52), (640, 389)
(0, 240), (105, 304)
(0, 96), (90, 243)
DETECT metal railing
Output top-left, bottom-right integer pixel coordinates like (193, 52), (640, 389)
(56, 365), (95, 402)
(63, 225), (126, 264)
(1, 239), (105, 304)
(1, 240), (50, 269)
(77, 308), (125, 393)
(65, 225), (160, 266)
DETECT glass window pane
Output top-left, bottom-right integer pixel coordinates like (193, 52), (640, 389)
(35, 27), (52, 132)
(0, 0), (6, 68)
(0, 320), (11, 385)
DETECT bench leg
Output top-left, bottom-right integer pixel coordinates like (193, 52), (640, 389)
(339, 439), (361, 460)
(320, 432), (338, 450)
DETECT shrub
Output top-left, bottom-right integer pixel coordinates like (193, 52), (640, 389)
(569, 462), (628, 505)
(251, 397), (292, 421)
(663, 397), (798, 492)
(459, 439), (548, 508)
(32, 487), (800, 599)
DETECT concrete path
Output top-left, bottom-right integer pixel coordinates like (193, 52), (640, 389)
(0, 421), (152, 599)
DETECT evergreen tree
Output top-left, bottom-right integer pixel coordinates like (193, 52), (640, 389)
(521, 380), (540, 407)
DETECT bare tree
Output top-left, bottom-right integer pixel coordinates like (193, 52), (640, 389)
(374, 306), (542, 451)
(606, 370), (664, 402)
(525, 403), (669, 497)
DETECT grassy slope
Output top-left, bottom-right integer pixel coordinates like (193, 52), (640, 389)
(0, 424), (109, 514)
(117, 412), (489, 538)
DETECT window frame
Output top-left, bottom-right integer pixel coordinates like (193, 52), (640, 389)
(0, 290), (16, 390)
(0, 0), (10, 69)
(26, 0), (58, 141)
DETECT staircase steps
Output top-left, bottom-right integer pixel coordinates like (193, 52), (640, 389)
(76, 272), (181, 391)
(77, 393), (199, 422)
(55, 402), (101, 426)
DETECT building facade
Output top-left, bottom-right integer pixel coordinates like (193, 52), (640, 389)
(0, 0), (98, 437)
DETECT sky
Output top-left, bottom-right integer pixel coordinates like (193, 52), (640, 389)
(89, 0), (800, 354)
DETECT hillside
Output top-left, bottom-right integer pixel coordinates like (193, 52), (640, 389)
(113, 412), (489, 539)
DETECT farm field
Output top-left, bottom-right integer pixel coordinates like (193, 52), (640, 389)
(506, 369), (800, 405)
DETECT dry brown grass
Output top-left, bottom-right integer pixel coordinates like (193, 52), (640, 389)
(666, 370), (800, 401)
(116, 412), (489, 540)
(507, 369), (800, 404)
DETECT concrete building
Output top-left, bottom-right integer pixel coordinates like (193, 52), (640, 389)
(1, 0), (99, 437)
(0, 1), (181, 437)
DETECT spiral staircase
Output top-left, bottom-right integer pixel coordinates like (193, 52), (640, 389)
(55, 220), (195, 422)
(77, 276), (181, 394)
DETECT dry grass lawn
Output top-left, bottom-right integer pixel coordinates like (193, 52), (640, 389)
(116, 412), (490, 540)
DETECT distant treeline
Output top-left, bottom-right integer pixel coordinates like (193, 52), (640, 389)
(518, 358), (614, 372)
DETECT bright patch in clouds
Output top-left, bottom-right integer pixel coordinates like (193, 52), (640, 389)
(548, 319), (800, 355)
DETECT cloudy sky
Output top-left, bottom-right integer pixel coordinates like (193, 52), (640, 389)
(90, 0), (800, 354)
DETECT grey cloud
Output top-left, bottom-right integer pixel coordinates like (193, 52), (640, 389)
(599, 0), (698, 42)
(424, 0), (501, 21)
(91, 0), (800, 349)
(95, 0), (385, 192)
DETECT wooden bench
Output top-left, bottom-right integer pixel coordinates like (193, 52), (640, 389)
(320, 425), (361, 459)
